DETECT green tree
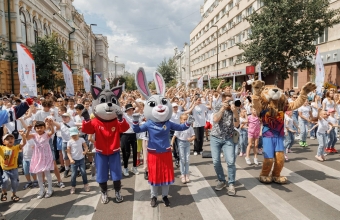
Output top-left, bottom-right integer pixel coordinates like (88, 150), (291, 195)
(238, 0), (340, 83)
(31, 33), (68, 91)
(157, 57), (178, 84)
(111, 71), (137, 91)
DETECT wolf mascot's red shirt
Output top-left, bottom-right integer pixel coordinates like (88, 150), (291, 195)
(82, 118), (129, 155)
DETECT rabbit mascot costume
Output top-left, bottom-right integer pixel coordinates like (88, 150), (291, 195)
(81, 85), (129, 204)
(132, 68), (195, 207)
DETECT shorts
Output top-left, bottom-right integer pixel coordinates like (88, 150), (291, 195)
(62, 142), (69, 160)
(56, 137), (63, 151)
(205, 121), (212, 130)
(137, 139), (143, 153)
(95, 152), (122, 183)
(248, 132), (260, 139)
(23, 159), (34, 175)
(49, 138), (56, 161)
(262, 137), (284, 158)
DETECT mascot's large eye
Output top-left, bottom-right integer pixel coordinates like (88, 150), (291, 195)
(147, 101), (156, 107)
(111, 98), (117, 104)
(100, 97), (106, 103)
(161, 98), (168, 105)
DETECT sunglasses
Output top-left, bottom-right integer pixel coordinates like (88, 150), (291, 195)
(293, 96), (297, 98)
(57, 100), (63, 102)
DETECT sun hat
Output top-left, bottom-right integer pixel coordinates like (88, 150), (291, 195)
(125, 104), (135, 112)
(69, 127), (79, 136)
(2, 134), (14, 141)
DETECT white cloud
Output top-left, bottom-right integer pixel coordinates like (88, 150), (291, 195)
(73, 0), (201, 80)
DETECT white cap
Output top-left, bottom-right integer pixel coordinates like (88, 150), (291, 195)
(172, 103), (178, 107)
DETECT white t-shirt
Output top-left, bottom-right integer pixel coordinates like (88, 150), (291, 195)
(298, 105), (311, 120)
(170, 111), (183, 124)
(74, 115), (85, 136)
(34, 110), (53, 122)
(60, 120), (76, 142)
(174, 127), (195, 141)
(67, 138), (85, 160)
(284, 115), (294, 132)
(67, 108), (76, 117)
(5, 118), (24, 140)
(23, 139), (35, 160)
(327, 115), (337, 127)
(322, 98), (335, 111)
(317, 118), (329, 134)
(123, 113), (135, 134)
(193, 104), (208, 127)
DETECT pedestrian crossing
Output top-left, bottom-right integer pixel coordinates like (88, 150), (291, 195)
(2, 152), (340, 220)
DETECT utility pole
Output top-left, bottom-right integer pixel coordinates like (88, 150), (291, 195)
(114, 56), (118, 78)
(90, 24), (97, 85)
(212, 25), (219, 78)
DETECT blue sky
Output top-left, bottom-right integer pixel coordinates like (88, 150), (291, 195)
(73, 0), (202, 80)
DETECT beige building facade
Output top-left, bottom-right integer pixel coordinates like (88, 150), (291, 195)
(0, 0), (109, 94)
(173, 43), (190, 84)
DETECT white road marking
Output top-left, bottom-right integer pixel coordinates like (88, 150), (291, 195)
(187, 166), (234, 220)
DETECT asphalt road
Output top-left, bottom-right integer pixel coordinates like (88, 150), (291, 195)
(1, 138), (340, 220)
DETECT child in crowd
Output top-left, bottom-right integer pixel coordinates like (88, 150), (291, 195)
(245, 108), (261, 165)
(172, 114), (195, 184)
(67, 127), (90, 194)
(239, 109), (248, 157)
(22, 138), (38, 189)
(0, 131), (26, 202)
(26, 120), (55, 198)
(326, 108), (339, 153)
(284, 111), (299, 161)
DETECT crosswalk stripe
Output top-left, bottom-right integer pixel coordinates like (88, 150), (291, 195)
(225, 164), (309, 220)
(187, 166), (234, 220)
(132, 168), (160, 220)
(64, 181), (101, 220)
(281, 167), (340, 211)
(298, 160), (340, 179)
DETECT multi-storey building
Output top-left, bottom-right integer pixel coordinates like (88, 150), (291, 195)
(94, 34), (109, 80)
(173, 43), (190, 84)
(0, 0), (110, 94)
(108, 60), (125, 80)
(190, 0), (340, 90)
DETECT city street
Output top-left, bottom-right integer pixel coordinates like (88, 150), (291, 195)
(1, 139), (340, 220)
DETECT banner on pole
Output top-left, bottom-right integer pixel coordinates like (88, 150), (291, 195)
(208, 73), (211, 90)
(315, 47), (325, 95)
(62, 61), (74, 97)
(95, 75), (101, 88)
(105, 78), (110, 89)
(258, 63), (262, 81)
(122, 82), (125, 91)
(17, 43), (37, 97)
(83, 68), (91, 93)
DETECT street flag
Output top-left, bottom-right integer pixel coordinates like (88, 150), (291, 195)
(233, 74), (236, 90)
(105, 78), (110, 89)
(197, 76), (203, 90)
(208, 73), (211, 89)
(95, 75), (101, 88)
(83, 68), (91, 92)
(62, 61), (74, 96)
(17, 43), (37, 97)
(116, 79), (120, 86)
(122, 82), (125, 91)
(315, 47), (325, 95)
(258, 63), (262, 81)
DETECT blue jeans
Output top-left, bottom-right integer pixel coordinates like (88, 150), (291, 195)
(70, 158), (88, 187)
(310, 122), (317, 138)
(62, 142), (69, 160)
(328, 129), (337, 149)
(293, 111), (298, 128)
(299, 118), (309, 142)
(2, 169), (19, 193)
(316, 132), (327, 156)
(239, 129), (248, 154)
(178, 139), (190, 175)
(210, 135), (236, 185)
(284, 131), (295, 155)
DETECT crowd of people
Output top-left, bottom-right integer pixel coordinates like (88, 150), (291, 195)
(0, 79), (338, 209)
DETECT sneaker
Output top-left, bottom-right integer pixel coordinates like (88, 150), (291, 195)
(45, 190), (53, 198)
(200, 151), (203, 155)
(303, 142), (308, 147)
(32, 181), (39, 188)
(322, 155), (327, 161)
(245, 157), (251, 165)
(185, 174), (190, 183)
(144, 171), (148, 180)
(84, 184), (90, 192)
(258, 148), (263, 155)
(254, 158), (259, 165)
(325, 148), (332, 153)
(56, 182), (65, 188)
(285, 155), (288, 161)
(215, 180), (226, 191)
(64, 169), (70, 178)
(59, 166), (65, 173)
(70, 187), (76, 194)
(194, 152), (198, 156)
(162, 196), (170, 207)
(310, 136), (315, 140)
(295, 136), (300, 140)
(181, 175), (186, 184)
(299, 141), (304, 147)
(115, 191), (124, 203)
(101, 191), (109, 204)
(332, 148), (338, 153)
(175, 160), (179, 168)
(238, 152), (243, 157)
(315, 155), (324, 162)
(37, 190), (46, 199)
(132, 167), (139, 175)
(23, 182), (33, 190)
(123, 168), (129, 177)
(221, 153), (224, 157)
(136, 159), (141, 167)
(227, 184), (236, 196)
(150, 196), (157, 207)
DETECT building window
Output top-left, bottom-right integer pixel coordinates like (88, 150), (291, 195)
(33, 20), (38, 43)
(236, 14), (242, 23)
(246, 6), (253, 16)
(316, 28), (328, 44)
(258, 0), (264, 8)
(43, 24), (48, 36)
(293, 72), (298, 88)
(228, 1), (234, 10)
(20, 10), (27, 44)
(222, 60), (226, 68)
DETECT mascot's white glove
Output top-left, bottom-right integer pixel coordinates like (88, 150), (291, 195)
(81, 109), (90, 121)
(116, 109), (124, 122)
(186, 115), (195, 126)
(132, 113), (140, 124)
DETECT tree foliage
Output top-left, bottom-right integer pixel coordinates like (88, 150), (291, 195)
(31, 33), (68, 91)
(156, 57), (178, 84)
(111, 71), (137, 91)
(238, 0), (340, 83)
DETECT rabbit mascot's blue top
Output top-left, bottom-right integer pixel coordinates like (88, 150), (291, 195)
(132, 68), (194, 205)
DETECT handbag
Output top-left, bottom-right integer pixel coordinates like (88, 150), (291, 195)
(12, 120), (19, 140)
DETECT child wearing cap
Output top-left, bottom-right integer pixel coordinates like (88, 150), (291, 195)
(326, 108), (339, 153)
(0, 131), (26, 202)
(284, 111), (299, 161)
(67, 127), (90, 194)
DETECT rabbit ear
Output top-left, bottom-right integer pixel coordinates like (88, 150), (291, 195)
(154, 71), (165, 96)
(91, 85), (103, 100)
(135, 67), (151, 99)
(111, 86), (123, 99)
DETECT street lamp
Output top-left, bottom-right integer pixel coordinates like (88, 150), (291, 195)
(212, 25), (219, 78)
(114, 56), (118, 78)
(90, 24), (97, 85)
